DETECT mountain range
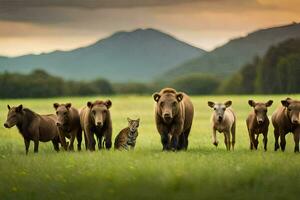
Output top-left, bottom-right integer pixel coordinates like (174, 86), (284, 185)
(0, 23), (299, 83)
(167, 22), (300, 79)
(0, 28), (205, 82)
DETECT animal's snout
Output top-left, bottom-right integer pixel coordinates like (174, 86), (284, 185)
(3, 123), (9, 128)
(218, 116), (223, 122)
(96, 122), (103, 127)
(56, 122), (61, 127)
(292, 119), (299, 124)
(163, 113), (172, 120)
(257, 119), (264, 124)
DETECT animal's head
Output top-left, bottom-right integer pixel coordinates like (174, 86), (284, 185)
(127, 117), (140, 132)
(208, 101), (232, 122)
(4, 104), (23, 128)
(248, 100), (273, 124)
(87, 100), (112, 128)
(53, 103), (72, 128)
(153, 88), (184, 124)
(281, 98), (300, 125)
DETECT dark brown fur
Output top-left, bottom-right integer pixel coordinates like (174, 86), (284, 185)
(53, 103), (82, 151)
(153, 88), (194, 151)
(80, 100), (112, 151)
(4, 105), (60, 154)
(246, 100), (273, 151)
(272, 98), (300, 152)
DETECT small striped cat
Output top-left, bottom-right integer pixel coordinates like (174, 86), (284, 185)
(114, 118), (140, 150)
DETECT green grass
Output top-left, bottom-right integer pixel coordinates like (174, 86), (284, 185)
(1, 95), (300, 200)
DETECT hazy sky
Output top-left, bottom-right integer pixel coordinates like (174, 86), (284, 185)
(0, 0), (299, 56)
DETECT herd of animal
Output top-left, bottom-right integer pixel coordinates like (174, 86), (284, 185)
(3, 87), (300, 154)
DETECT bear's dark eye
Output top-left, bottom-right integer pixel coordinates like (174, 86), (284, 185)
(172, 102), (176, 106)
(56, 111), (58, 115)
(92, 110), (96, 115)
(64, 112), (67, 115)
(288, 108), (292, 112)
(160, 102), (164, 107)
(213, 108), (216, 110)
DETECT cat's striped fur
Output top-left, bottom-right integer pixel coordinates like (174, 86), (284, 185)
(114, 118), (139, 150)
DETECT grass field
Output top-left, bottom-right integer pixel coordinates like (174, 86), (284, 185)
(0, 95), (300, 200)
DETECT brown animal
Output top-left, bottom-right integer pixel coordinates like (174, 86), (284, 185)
(272, 98), (300, 152)
(153, 88), (194, 151)
(80, 100), (112, 151)
(53, 103), (82, 151)
(208, 101), (236, 151)
(246, 100), (273, 151)
(114, 118), (139, 150)
(4, 105), (60, 154)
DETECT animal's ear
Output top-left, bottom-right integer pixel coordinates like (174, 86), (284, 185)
(153, 93), (161, 102)
(224, 101), (232, 108)
(265, 100), (273, 107)
(176, 93), (184, 102)
(281, 99), (291, 107)
(105, 100), (112, 109)
(248, 100), (255, 107)
(7, 105), (11, 110)
(87, 101), (93, 108)
(137, 118), (140, 123)
(208, 101), (215, 108)
(16, 104), (23, 112)
(65, 103), (72, 109)
(53, 103), (59, 110)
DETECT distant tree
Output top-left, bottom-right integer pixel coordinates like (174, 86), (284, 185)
(171, 74), (220, 95)
(218, 57), (259, 94)
(113, 82), (153, 94)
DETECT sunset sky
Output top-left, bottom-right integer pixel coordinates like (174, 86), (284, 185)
(0, 0), (299, 57)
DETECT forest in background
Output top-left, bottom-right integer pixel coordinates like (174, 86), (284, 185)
(0, 38), (300, 98)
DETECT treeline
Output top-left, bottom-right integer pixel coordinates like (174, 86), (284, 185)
(0, 70), (114, 98)
(1, 38), (299, 98)
(0, 70), (222, 98)
(218, 38), (300, 94)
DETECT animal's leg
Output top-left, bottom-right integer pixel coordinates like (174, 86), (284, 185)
(280, 132), (286, 152)
(183, 127), (191, 150)
(177, 133), (184, 150)
(231, 123), (236, 151)
(274, 128), (280, 151)
(170, 135), (179, 151)
(87, 131), (96, 151)
(97, 135), (103, 150)
(68, 131), (76, 151)
(248, 131), (254, 150)
(224, 132), (230, 151)
(84, 132), (88, 150)
(254, 134), (259, 149)
(76, 128), (82, 151)
(104, 131), (112, 150)
(24, 139), (30, 155)
(161, 133), (168, 151)
(293, 132), (299, 153)
(212, 128), (218, 147)
(263, 131), (268, 151)
(59, 131), (68, 151)
(33, 140), (39, 153)
(52, 139), (59, 152)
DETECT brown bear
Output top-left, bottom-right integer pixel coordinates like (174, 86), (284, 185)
(272, 98), (300, 152)
(153, 88), (194, 151)
(53, 103), (82, 151)
(80, 100), (112, 151)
